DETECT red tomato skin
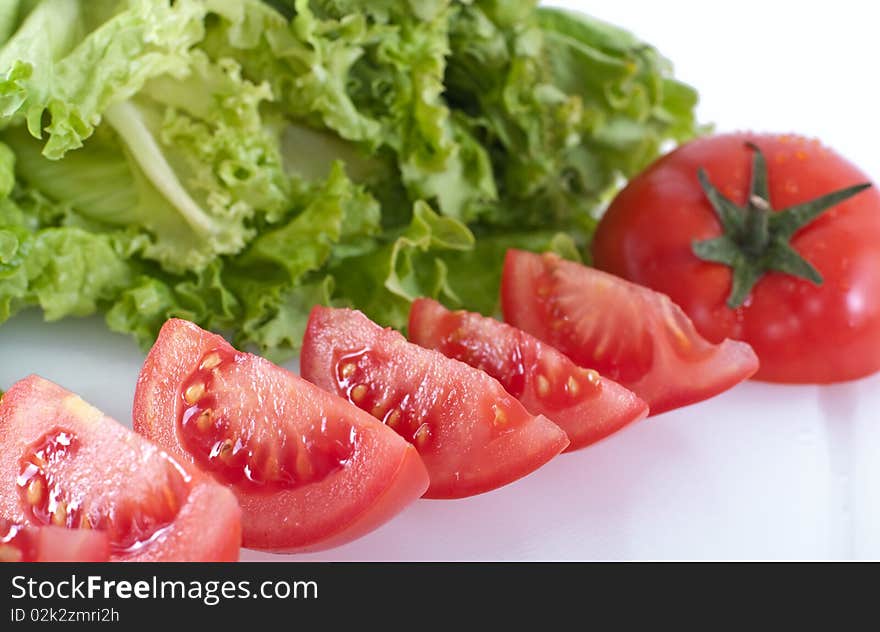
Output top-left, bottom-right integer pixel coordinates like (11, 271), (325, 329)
(408, 298), (648, 451)
(501, 250), (759, 415)
(593, 133), (880, 383)
(301, 307), (569, 499)
(133, 319), (429, 552)
(0, 376), (241, 562)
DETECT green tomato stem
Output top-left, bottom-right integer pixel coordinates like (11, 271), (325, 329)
(692, 142), (872, 308)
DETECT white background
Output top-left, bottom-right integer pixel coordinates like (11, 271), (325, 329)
(1, 1), (879, 560)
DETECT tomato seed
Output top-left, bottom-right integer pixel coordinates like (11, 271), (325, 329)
(350, 384), (368, 404)
(219, 441), (234, 463)
(263, 454), (281, 482)
(536, 375), (550, 398)
(493, 407), (508, 426)
(340, 363), (356, 379)
(162, 485), (179, 514)
(184, 383), (206, 405)
(413, 423), (431, 449)
(582, 368), (601, 388)
(51, 502), (68, 527)
(195, 409), (213, 432)
(199, 352), (222, 371)
(295, 449), (313, 481)
(385, 408), (401, 429)
(25, 477), (44, 506)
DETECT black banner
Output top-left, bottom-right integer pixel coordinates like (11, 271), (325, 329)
(0, 561), (836, 626)
(0, 562), (631, 626)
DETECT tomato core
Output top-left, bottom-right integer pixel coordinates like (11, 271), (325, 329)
(334, 348), (435, 449)
(333, 346), (517, 452)
(428, 307), (603, 410)
(17, 428), (189, 555)
(179, 348), (353, 490)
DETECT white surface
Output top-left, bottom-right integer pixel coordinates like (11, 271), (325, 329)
(2, 1), (879, 560)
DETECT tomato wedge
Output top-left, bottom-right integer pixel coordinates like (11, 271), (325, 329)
(0, 376), (241, 561)
(501, 250), (759, 415)
(409, 298), (648, 451)
(301, 306), (569, 499)
(1, 520), (110, 562)
(133, 319), (429, 552)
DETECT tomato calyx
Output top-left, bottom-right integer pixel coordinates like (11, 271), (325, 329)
(692, 142), (872, 307)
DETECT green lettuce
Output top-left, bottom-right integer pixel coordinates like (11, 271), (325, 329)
(0, 0), (699, 356)
(4, 46), (289, 273)
(0, 175), (132, 323)
(225, 161), (380, 358)
(331, 201), (474, 330)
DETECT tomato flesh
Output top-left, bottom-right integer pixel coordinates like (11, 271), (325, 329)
(178, 347), (352, 490)
(502, 250), (759, 415)
(301, 306), (569, 499)
(134, 319), (429, 552)
(0, 376), (241, 561)
(1, 520), (110, 562)
(409, 298), (648, 451)
(593, 133), (880, 383)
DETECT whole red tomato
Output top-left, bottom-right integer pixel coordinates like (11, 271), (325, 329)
(593, 133), (880, 383)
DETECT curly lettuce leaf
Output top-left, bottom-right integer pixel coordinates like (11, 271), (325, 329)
(226, 161), (379, 358)
(106, 162), (380, 358)
(202, 0), (383, 143)
(0, 187), (131, 323)
(204, 0), (497, 223)
(0, 141), (13, 197)
(24, 227), (131, 320)
(232, 276), (333, 362)
(1, 0), (206, 158)
(330, 201), (474, 329)
(1, 150), (131, 323)
(537, 7), (699, 176)
(0, 216), (29, 321)
(106, 256), (240, 342)
(3, 48), (288, 272)
(446, 3), (585, 227)
(0, 0), (81, 128)
(447, 3), (698, 231)
(338, 0), (497, 221)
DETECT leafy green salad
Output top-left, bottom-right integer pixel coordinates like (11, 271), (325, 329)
(0, 0), (698, 360)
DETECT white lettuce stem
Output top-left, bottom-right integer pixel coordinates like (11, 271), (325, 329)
(103, 100), (216, 238)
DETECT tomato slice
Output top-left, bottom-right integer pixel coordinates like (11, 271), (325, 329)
(1, 520), (110, 562)
(301, 306), (569, 499)
(501, 250), (759, 415)
(133, 319), (429, 552)
(408, 298), (648, 451)
(0, 376), (241, 561)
